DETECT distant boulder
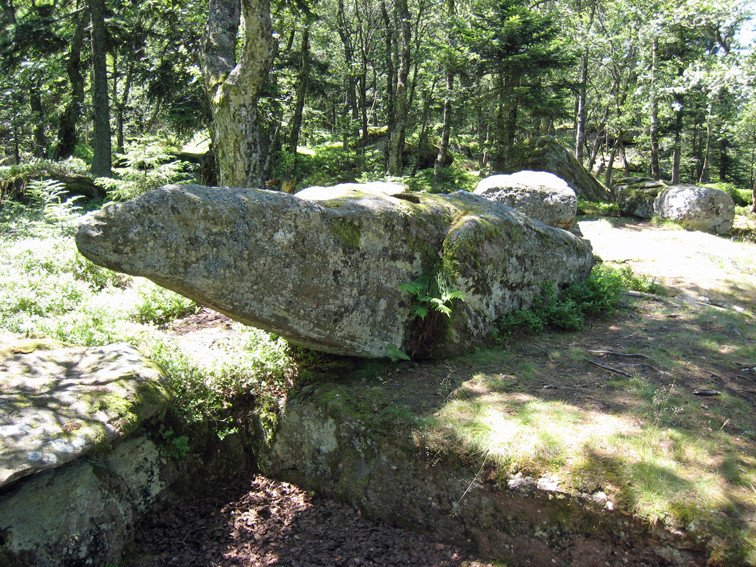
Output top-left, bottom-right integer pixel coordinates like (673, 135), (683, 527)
(507, 136), (614, 203)
(474, 171), (577, 229)
(614, 178), (667, 219)
(77, 183), (594, 359)
(654, 185), (734, 235)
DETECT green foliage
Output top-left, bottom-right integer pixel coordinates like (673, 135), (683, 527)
(0, 158), (91, 201)
(158, 427), (191, 458)
(0, 204), (299, 434)
(497, 264), (657, 336)
(577, 198), (621, 217)
(399, 270), (465, 319)
(97, 138), (192, 201)
(704, 182), (751, 207)
(129, 284), (199, 326)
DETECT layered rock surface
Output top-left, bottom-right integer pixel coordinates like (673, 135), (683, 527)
(76, 183), (594, 359)
(0, 339), (170, 487)
(474, 171), (577, 229)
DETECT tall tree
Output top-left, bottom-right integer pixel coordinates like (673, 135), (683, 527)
(89, 0), (112, 176)
(202, 0), (277, 187)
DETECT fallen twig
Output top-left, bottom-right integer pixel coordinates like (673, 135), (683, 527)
(693, 389), (721, 396)
(588, 349), (660, 364)
(587, 358), (633, 378)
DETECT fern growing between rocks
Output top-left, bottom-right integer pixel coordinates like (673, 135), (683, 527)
(399, 269), (465, 359)
(399, 271), (465, 319)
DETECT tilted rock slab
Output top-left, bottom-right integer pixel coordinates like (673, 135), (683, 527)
(654, 184), (734, 235)
(507, 136), (614, 203)
(0, 340), (171, 488)
(474, 170), (578, 229)
(77, 183), (594, 359)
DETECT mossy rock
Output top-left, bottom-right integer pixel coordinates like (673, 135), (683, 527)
(0, 340), (172, 487)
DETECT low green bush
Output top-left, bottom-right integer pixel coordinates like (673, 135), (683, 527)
(497, 264), (663, 336)
(705, 182), (751, 207)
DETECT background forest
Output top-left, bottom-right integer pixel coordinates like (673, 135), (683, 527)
(0, 0), (754, 197)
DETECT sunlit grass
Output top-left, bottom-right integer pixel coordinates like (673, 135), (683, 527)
(425, 369), (756, 560)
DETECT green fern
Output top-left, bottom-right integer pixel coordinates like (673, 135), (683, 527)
(399, 270), (465, 320)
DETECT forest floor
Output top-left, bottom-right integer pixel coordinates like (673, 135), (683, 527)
(123, 218), (756, 567)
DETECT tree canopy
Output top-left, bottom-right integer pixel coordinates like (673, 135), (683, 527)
(0, 0), (754, 192)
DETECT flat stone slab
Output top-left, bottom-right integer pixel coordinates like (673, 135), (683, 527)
(0, 340), (171, 487)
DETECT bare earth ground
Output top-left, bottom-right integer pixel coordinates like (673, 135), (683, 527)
(124, 219), (756, 566)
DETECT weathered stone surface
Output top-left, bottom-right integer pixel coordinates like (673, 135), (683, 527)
(76, 183), (594, 359)
(653, 185), (735, 234)
(258, 378), (705, 567)
(0, 341), (170, 487)
(474, 171), (577, 229)
(507, 136), (614, 203)
(0, 435), (168, 567)
(614, 178), (667, 218)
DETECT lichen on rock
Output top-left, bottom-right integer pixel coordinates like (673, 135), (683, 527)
(76, 183), (594, 359)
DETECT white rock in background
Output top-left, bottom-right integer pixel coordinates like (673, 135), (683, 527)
(475, 171), (578, 229)
(653, 185), (734, 235)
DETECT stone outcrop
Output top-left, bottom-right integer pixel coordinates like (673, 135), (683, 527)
(474, 171), (577, 229)
(0, 340), (171, 487)
(614, 177), (667, 218)
(77, 183), (594, 359)
(654, 185), (734, 235)
(0, 436), (169, 567)
(0, 336), (174, 566)
(507, 136), (614, 203)
(256, 374), (706, 567)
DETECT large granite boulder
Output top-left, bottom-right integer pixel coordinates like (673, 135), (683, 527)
(474, 171), (577, 229)
(614, 177), (667, 218)
(77, 183), (594, 359)
(653, 185), (734, 235)
(507, 136), (614, 203)
(0, 339), (171, 487)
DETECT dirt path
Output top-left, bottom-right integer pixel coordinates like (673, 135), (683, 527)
(580, 219), (756, 310)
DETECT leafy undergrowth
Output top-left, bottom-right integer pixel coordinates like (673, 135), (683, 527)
(0, 203), (298, 435)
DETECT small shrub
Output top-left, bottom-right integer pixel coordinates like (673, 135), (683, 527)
(129, 283), (199, 326)
(497, 264), (637, 336)
(577, 198), (621, 217)
(705, 182), (750, 207)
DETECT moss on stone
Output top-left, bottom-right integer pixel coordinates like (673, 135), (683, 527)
(329, 218), (362, 249)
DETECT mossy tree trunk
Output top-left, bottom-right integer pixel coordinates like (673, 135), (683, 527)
(202, 0), (276, 188)
(89, 0), (112, 177)
(386, 0), (411, 176)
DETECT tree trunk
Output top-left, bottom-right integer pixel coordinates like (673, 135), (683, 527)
(54, 10), (87, 161)
(575, 53), (588, 163)
(380, 0), (395, 170)
(718, 137), (729, 182)
(649, 37), (660, 180)
(698, 101), (713, 184)
(411, 80), (435, 177)
(202, 0), (276, 187)
(671, 95), (683, 185)
(434, 72), (454, 179)
(288, 21), (311, 166)
(90, 0), (112, 177)
(751, 179), (756, 214)
(29, 84), (48, 158)
(387, 0), (411, 176)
